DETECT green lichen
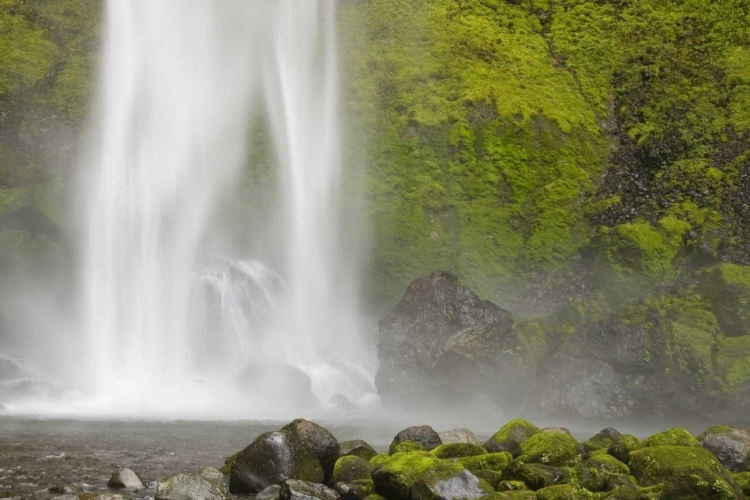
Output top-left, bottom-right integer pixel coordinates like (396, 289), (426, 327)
(607, 435), (640, 465)
(518, 431), (580, 467)
(389, 440), (429, 455)
(536, 484), (590, 500)
(583, 430), (620, 454)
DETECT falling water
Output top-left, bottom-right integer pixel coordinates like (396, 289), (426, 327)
(68, 0), (376, 416)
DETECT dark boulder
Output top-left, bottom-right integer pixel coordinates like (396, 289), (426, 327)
(699, 425), (750, 472)
(280, 479), (340, 500)
(229, 431), (324, 494)
(583, 428), (621, 453)
(333, 456), (373, 484)
(282, 419), (340, 483)
(376, 272), (525, 409)
(389, 426), (442, 454)
(334, 481), (372, 500)
(339, 440), (377, 461)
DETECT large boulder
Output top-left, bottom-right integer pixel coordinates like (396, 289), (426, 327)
(483, 419), (540, 456)
(333, 456), (373, 484)
(282, 419), (340, 483)
(376, 272), (525, 409)
(699, 426), (750, 472)
(229, 431), (324, 494)
(438, 429), (481, 446)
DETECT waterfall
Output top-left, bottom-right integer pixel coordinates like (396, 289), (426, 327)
(68, 0), (376, 417)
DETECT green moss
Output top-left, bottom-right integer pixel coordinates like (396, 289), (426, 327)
(485, 419), (541, 456)
(732, 471), (750, 496)
(482, 491), (538, 500)
(431, 442), (486, 459)
(577, 453), (630, 492)
(370, 454), (390, 468)
(641, 428), (699, 448)
(536, 484), (589, 500)
(333, 455), (373, 484)
(630, 446), (739, 500)
(518, 431), (580, 467)
(715, 336), (750, 389)
(371, 451), (439, 500)
(607, 435), (640, 465)
(455, 452), (513, 474)
(412, 461), (493, 500)
(389, 440), (429, 455)
(599, 222), (679, 281)
(583, 430), (620, 454)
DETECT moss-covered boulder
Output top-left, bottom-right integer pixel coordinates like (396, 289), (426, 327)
(603, 488), (652, 500)
(334, 479), (373, 500)
(641, 428), (699, 448)
(535, 484), (584, 500)
(455, 452), (513, 474)
(389, 426), (442, 455)
(333, 456), (373, 484)
(517, 430), (579, 467)
(700, 264), (750, 337)
(432, 443), (486, 459)
(607, 435), (640, 464)
(484, 419), (541, 455)
(583, 428), (622, 454)
(340, 440), (377, 461)
(229, 431), (324, 494)
(576, 452), (630, 492)
(734, 472), (750, 496)
(629, 446), (743, 499)
(370, 454), (390, 468)
(699, 426), (750, 473)
(371, 452), (439, 500)
(501, 462), (569, 490)
(482, 492), (538, 500)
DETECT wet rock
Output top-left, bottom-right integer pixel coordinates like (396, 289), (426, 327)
(484, 419), (540, 456)
(699, 426), (750, 472)
(371, 451), (440, 500)
(501, 461), (569, 490)
(517, 430), (579, 467)
(411, 468), (493, 500)
(257, 484), (282, 500)
(333, 456), (372, 484)
(229, 431), (324, 494)
(377, 272), (524, 410)
(575, 453), (629, 492)
(389, 426), (442, 454)
(339, 440), (377, 461)
(48, 484), (80, 495)
(156, 471), (229, 500)
(454, 453), (513, 475)
(536, 484), (583, 500)
(438, 429), (481, 446)
(700, 263), (750, 336)
(280, 479), (340, 500)
(107, 467), (144, 489)
(282, 419), (340, 483)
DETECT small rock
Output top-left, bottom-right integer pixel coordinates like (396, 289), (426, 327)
(438, 429), (481, 446)
(156, 472), (228, 500)
(280, 479), (340, 500)
(108, 468), (144, 489)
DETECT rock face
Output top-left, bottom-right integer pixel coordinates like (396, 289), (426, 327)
(376, 271), (523, 409)
(229, 431), (324, 494)
(699, 426), (750, 472)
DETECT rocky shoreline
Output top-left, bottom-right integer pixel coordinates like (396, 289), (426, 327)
(26, 417), (750, 500)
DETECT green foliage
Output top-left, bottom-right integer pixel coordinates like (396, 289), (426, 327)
(714, 336), (750, 389)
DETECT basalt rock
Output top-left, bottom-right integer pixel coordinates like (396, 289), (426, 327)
(389, 426), (442, 454)
(283, 419), (340, 483)
(376, 272), (526, 410)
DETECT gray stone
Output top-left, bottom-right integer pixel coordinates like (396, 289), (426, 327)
(699, 426), (750, 472)
(412, 469), (493, 500)
(438, 429), (481, 446)
(107, 467), (144, 489)
(156, 472), (228, 500)
(389, 425), (442, 454)
(257, 484), (282, 500)
(338, 440), (377, 461)
(280, 479), (340, 500)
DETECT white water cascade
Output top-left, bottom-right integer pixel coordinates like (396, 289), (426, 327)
(68, 0), (377, 417)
